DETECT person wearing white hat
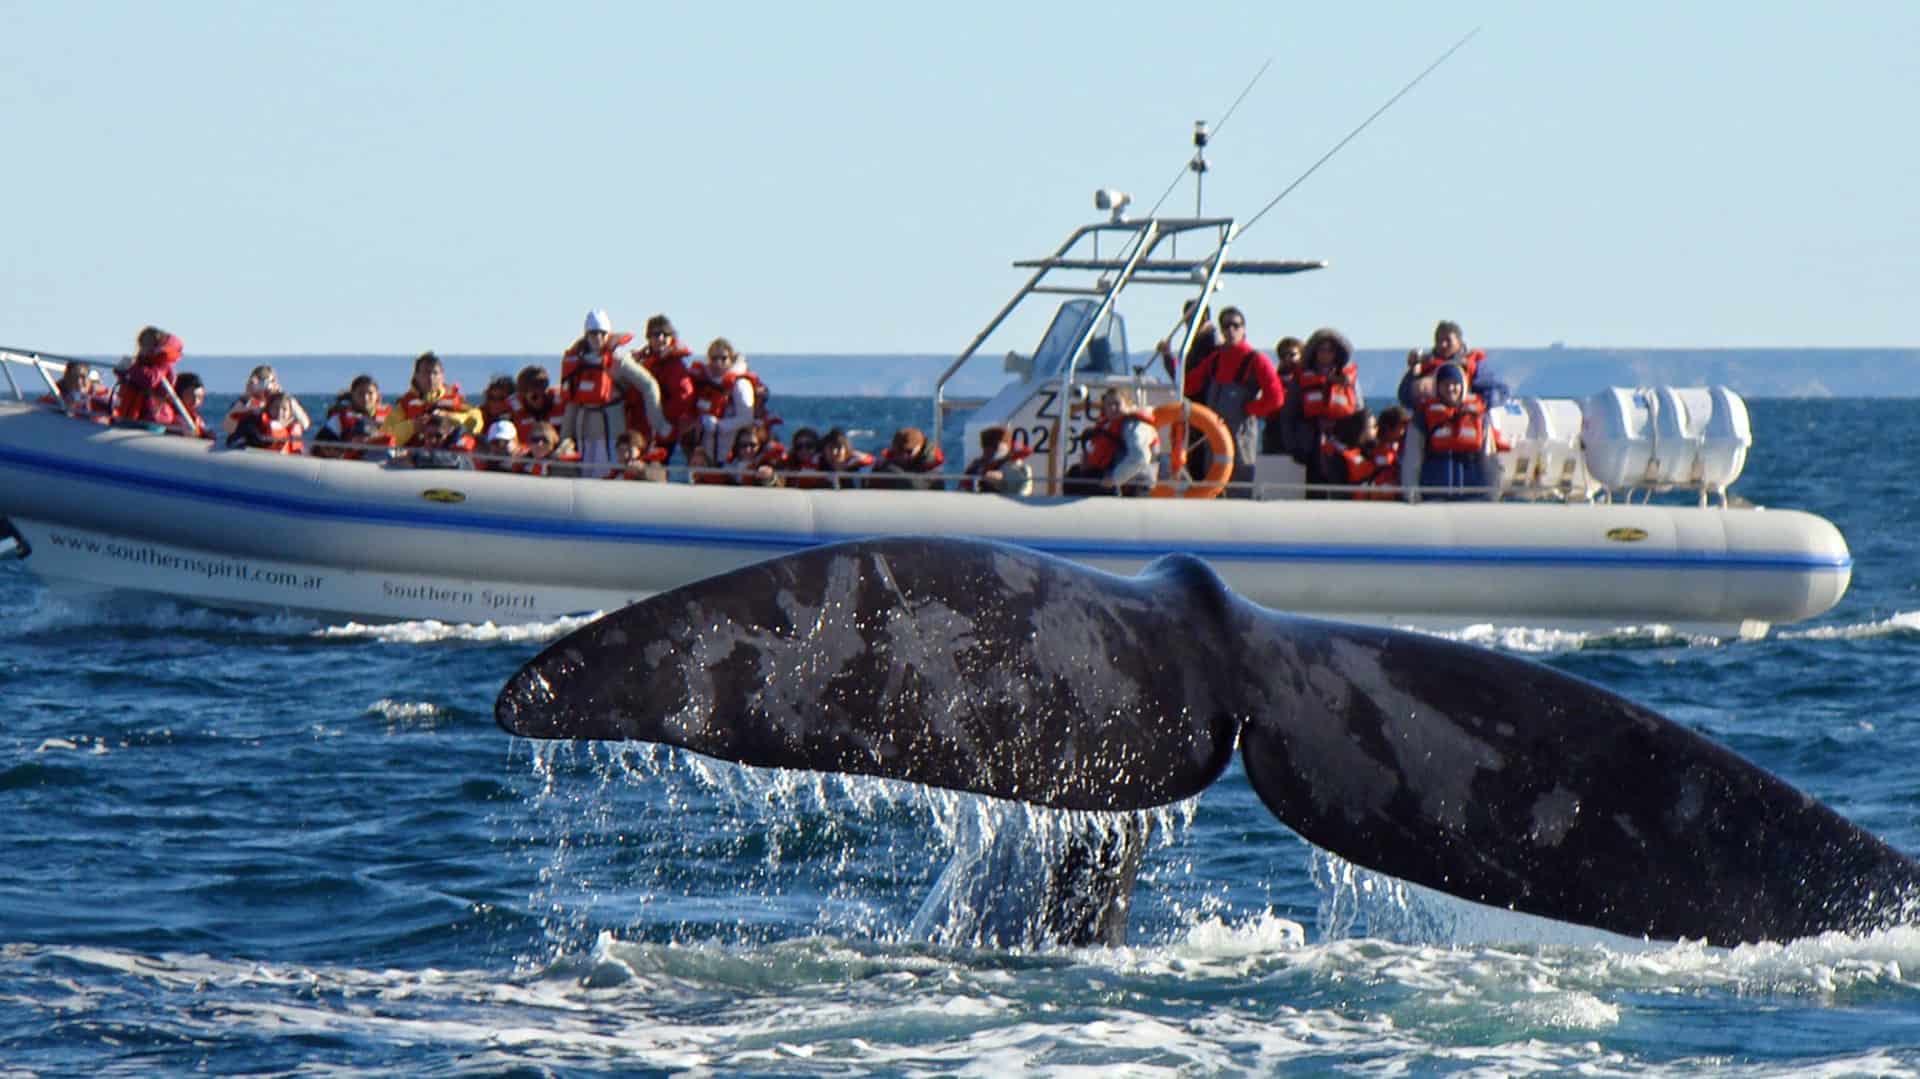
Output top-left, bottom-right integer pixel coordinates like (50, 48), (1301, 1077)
(476, 419), (521, 472)
(557, 309), (670, 468)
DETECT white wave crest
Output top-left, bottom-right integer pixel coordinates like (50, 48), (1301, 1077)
(1779, 611), (1920, 641)
(316, 613), (600, 644)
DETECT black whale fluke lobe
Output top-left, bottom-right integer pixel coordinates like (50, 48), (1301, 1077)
(497, 536), (1920, 948)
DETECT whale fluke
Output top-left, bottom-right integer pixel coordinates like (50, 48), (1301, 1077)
(498, 536), (1920, 947)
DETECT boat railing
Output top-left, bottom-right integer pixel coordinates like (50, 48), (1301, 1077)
(928, 208), (1324, 493)
(0, 346), (76, 403)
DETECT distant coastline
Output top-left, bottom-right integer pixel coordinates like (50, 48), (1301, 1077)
(64, 348), (1920, 400)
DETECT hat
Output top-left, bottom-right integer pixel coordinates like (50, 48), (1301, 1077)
(484, 419), (517, 442)
(1436, 363), (1468, 385)
(584, 309), (613, 333)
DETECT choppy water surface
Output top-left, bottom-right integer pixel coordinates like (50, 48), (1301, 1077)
(4, 397), (1919, 1075)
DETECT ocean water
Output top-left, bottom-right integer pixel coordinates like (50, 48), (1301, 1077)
(4, 396), (1920, 1076)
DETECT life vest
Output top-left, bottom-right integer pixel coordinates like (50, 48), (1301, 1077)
(1082, 410), (1159, 473)
(515, 450), (579, 476)
(1412, 349), (1488, 407)
(319, 402), (392, 457)
(395, 384), (467, 423)
(560, 333), (635, 407)
(251, 412), (304, 454)
(878, 444), (944, 474)
(1320, 438), (1376, 485)
(1299, 362), (1359, 421)
(714, 370), (775, 423)
(644, 344), (698, 429)
(1424, 398), (1488, 455)
(507, 394), (563, 442)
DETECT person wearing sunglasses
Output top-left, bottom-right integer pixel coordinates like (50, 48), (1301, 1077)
(1181, 306), (1285, 497)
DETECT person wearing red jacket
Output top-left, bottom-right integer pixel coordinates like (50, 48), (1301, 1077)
(639, 314), (698, 454)
(1182, 306), (1284, 497)
(113, 326), (185, 426)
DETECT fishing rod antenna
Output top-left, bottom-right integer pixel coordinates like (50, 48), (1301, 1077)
(1144, 57), (1273, 221)
(1237, 26), (1481, 239)
(1190, 120), (1210, 217)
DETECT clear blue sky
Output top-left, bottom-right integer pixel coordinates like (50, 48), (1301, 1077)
(3, 1), (1915, 357)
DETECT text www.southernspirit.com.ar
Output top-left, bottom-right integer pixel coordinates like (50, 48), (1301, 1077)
(45, 531), (326, 591)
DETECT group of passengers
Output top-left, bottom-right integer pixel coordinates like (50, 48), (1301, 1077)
(1155, 306), (1511, 500)
(50, 310), (1510, 500)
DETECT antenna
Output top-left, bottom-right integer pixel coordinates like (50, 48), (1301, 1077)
(1144, 57), (1273, 220)
(1238, 27), (1481, 239)
(1190, 120), (1210, 217)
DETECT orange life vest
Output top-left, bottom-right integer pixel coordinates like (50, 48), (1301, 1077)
(560, 333), (635, 407)
(396, 384), (467, 423)
(1424, 398), (1487, 455)
(1299, 362), (1359, 420)
(1082, 410), (1159, 473)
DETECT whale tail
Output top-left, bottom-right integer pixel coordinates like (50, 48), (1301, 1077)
(498, 536), (1920, 947)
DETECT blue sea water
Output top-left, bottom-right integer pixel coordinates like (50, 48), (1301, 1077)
(3, 396), (1920, 1076)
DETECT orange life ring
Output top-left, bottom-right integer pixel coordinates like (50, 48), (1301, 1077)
(1150, 402), (1234, 499)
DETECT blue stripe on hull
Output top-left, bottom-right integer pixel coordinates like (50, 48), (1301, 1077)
(0, 442), (1854, 574)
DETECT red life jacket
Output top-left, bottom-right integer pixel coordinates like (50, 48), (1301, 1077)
(879, 444), (944, 473)
(1424, 397), (1487, 455)
(1299, 362), (1359, 421)
(560, 333), (635, 407)
(508, 394), (562, 442)
(113, 336), (184, 423)
(1412, 350), (1487, 407)
(1320, 438), (1376, 484)
(1082, 410), (1159, 472)
(645, 347), (698, 432)
(318, 402), (393, 459)
(715, 370), (775, 425)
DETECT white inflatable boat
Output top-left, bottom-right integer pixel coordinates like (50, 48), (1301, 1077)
(0, 205), (1852, 636)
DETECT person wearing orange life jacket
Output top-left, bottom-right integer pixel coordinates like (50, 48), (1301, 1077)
(405, 410), (478, 470)
(1315, 409), (1386, 500)
(1294, 328), (1363, 498)
(381, 351), (481, 446)
(962, 425), (1033, 496)
(507, 365), (564, 443)
(693, 338), (775, 463)
(726, 422), (786, 487)
(1357, 406), (1410, 501)
(1182, 306), (1284, 498)
(473, 420), (522, 472)
(810, 428), (873, 490)
(225, 391), (305, 453)
(1397, 319), (1509, 411)
(611, 430), (669, 482)
(558, 309), (669, 468)
(113, 326), (186, 426)
(1064, 388), (1160, 497)
(479, 375), (516, 425)
(1411, 363), (1497, 501)
(516, 422), (574, 477)
(866, 427), (946, 491)
(312, 375), (393, 460)
(219, 364), (311, 437)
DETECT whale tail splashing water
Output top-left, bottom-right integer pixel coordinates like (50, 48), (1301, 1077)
(497, 537), (1920, 948)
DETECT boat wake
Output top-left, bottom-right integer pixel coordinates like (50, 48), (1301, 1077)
(1777, 611), (1920, 642)
(315, 614), (603, 645)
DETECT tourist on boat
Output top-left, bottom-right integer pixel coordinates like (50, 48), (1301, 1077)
(1261, 335), (1318, 468)
(519, 422), (575, 476)
(48, 361), (111, 420)
(1398, 319), (1508, 411)
(962, 425), (1034, 496)
(480, 375), (517, 425)
(112, 326), (186, 426)
(867, 427), (945, 491)
(1183, 306), (1284, 497)
(1410, 364), (1494, 501)
(473, 419), (521, 472)
(1155, 300), (1217, 381)
(682, 443), (729, 485)
(220, 364), (311, 437)
(1296, 328), (1362, 498)
(1316, 409), (1379, 499)
(170, 372), (212, 439)
(639, 315), (698, 455)
(559, 310), (668, 469)
(1065, 388), (1158, 497)
(813, 428), (873, 490)
(405, 410), (476, 470)
(612, 430), (668, 482)
(1360, 406), (1410, 500)
(226, 391), (305, 453)
(384, 352), (481, 448)
(727, 422), (785, 487)
(694, 338), (774, 464)
(779, 427), (825, 488)
(508, 365), (565, 442)
(312, 375), (392, 460)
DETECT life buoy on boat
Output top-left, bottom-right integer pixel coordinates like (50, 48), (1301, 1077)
(1150, 402), (1234, 499)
